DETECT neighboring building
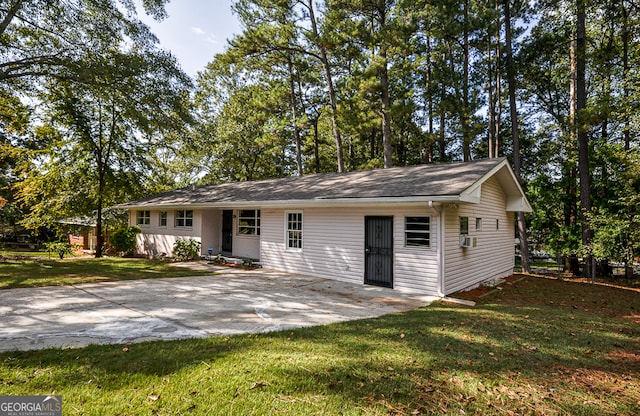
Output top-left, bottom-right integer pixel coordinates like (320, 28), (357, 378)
(59, 216), (99, 253)
(118, 158), (531, 296)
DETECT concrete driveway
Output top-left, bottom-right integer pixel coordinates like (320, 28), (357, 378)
(0, 264), (435, 352)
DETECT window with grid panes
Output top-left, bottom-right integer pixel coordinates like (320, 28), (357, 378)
(238, 210), (260, 235)
(286, 212), (303, 250)
(175, 210), (193, 228)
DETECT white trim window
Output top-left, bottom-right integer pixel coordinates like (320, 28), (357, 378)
(405, 216), (430, 247)
(175, 210), (193, 228)
(136, 210), (150, 226)
(238, 209), (260, 235)
(286, 211), (303, 250)
(159, 211), (167, 227)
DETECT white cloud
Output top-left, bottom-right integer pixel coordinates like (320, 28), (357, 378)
(191, 26), (221, 45)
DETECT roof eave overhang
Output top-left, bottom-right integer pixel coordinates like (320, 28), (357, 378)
(117, 195), (468, 210)
(506, 197), (533, 212)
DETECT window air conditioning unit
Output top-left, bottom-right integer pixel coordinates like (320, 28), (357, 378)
(460, 235), (472, 248)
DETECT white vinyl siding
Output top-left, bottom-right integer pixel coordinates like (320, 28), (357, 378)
(443, 176), (515, 294)
(261, 206), (440, 295)
(131, 209), (204, 257)
(200, 208), (221, 256)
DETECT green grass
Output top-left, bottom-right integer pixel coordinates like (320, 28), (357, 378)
(0, 257), (213, 289)
(0, 248), (73, 259)
(1, 276), (638, 415)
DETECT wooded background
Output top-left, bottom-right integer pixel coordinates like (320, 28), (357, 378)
(0, 0), (638, 267)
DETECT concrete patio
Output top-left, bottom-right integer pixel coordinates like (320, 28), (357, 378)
(0, 264), (436, 352)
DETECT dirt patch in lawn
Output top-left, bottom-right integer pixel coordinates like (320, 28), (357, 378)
(472, 274), (640, 322)
(453, 274), (640, 323)
(453, 275), (526, 300)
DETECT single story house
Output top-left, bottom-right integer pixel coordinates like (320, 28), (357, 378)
(118, 157), (531, 296)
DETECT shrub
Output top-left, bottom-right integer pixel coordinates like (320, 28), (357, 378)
(46, 242), (74, 259)
(109, 226), (141, 256)
(172, 238), (201, 261)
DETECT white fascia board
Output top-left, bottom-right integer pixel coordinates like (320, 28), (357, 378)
(120, 196), (460, 210)
(459, 185), (482, 204)
(507, 196), (533, 212)
(259, 196), (454, 208)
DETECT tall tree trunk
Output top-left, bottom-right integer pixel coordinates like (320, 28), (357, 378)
(570, 28), (577, 146)
(439, 80), (447, 160)
(313, 117), (320, 173)
(620, 3), (632, 278)
(494, 2), (502, 158)
(565, 26), (578, 253)
(504, 0), (530, 273)
(621, 3), (631, 151)
(426, 36), (434, 163)
(576, 0), (592, 276)
(370, 128), (377, 160)
(287, 56), (303, 176)
(380, 46), (392, 168)
(95, 155), (104, 258)
(305, 0), (344, 172)
(494, 58), (501, 157)
(461, 0), (471, 161)
(488, 28), (495, 158)
(377, 4), (392, 169)
(487, 12), (501, 160)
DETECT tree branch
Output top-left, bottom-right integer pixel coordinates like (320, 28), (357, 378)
(0, 0), (24, 36)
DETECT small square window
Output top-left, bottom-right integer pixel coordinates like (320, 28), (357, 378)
(459, 216), (469, 235)
(405, 216), (430, 247)
(476, 218), (482, 231)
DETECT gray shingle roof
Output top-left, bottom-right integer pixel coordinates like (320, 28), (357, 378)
(119, 158), (514, 208)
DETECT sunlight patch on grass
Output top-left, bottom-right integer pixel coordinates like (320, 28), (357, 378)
(0, 257), (213, 289)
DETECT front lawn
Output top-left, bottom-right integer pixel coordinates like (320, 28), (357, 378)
(1, 276), (638, 415)
(0, 257), (214, 289)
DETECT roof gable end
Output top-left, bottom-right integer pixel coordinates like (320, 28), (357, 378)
(459, 158), (532, 212)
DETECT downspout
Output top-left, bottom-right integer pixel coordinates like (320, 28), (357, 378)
(434, 202), (446, 297)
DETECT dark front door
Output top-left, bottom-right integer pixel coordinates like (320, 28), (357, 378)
(364, 216), (393, 288)
(222, 210), (233, 254)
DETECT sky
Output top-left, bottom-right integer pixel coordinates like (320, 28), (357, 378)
(139, 1), (242, 78)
